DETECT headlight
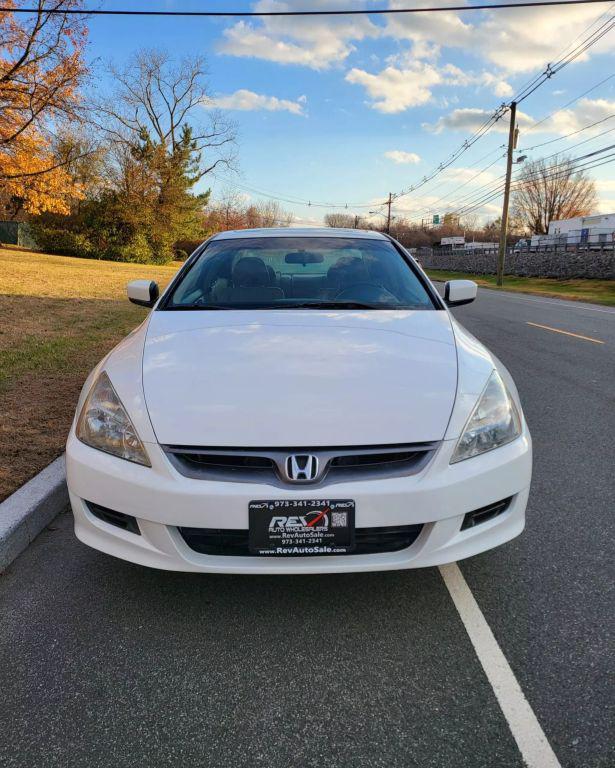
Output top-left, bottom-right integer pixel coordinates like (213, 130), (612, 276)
(76, 371), (151, 466)
(450, 370), (521, 464)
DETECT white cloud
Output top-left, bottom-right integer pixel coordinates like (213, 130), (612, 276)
(206, 89), (306, 115)
(480, 72), (514, 98)
(346, 56), (514, 113)
(467, 5), (613, 74)
(424, 107), (535, 134)
(384, 0), (612, 74)
(345, 61), (442, 113)
(217, 0), (378, 70)
(424, 99), (615, 140)
(441, 166), (502, 185)
(385, 150), (421, 164)
(537, 99), (615, 136)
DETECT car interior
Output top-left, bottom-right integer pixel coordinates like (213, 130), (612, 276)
(167, 239), (434, 308)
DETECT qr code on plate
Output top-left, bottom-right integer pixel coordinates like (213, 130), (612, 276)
(331, 511), (348, 528)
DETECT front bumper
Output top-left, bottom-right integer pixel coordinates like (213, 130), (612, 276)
(66, 430), (532, 574)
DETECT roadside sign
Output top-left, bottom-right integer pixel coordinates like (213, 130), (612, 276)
(432, 214), (440, 225)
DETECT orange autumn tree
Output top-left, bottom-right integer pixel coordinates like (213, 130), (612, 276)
(0, 0), (87, 216)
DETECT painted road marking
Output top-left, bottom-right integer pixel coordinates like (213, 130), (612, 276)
(439, 564), (562, 768)
(526, 321), (605, 344)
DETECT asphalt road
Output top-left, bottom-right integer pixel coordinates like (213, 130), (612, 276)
(1, 286), (614, 768)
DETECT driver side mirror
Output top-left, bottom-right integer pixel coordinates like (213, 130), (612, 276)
(444, 279), (477, 307)
(127, 280), (159, 308)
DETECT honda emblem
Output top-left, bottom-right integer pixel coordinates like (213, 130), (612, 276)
(286, 454), (319, 482)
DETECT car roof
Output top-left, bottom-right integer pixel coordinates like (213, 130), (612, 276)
(211, 227), (389, 241)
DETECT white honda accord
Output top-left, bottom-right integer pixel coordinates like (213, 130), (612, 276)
(66, 228), (532, 573)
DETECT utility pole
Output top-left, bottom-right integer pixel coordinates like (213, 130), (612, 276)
(386, 192), (393, 234)
(497, 101), (518, 286)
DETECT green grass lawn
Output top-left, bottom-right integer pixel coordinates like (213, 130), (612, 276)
(0, 247), (181, 501)
(425, 269), (615, 307)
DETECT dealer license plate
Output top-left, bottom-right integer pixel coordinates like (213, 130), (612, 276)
(249, 499), (355, 556)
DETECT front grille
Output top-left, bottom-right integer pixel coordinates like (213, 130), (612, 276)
(461, 497), (512, 530)
(178, 524), (424, 557)
(164, 443), (438, 486)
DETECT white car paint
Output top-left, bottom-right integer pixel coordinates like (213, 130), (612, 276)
(66, 228), (532, 573)
(142, 309), (457, 446)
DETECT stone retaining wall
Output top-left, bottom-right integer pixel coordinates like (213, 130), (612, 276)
(420, 248), (615, 280)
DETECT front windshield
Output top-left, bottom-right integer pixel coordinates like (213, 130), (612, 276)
(164, 236), (435, 310)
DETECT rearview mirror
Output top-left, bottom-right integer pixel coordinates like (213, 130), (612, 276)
(127, 280), (159, 308)
(444, 279), (477, 307)
(285, 251), (324, 265)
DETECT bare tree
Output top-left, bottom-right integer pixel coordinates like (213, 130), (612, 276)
(459, 214), (479, 231)
(246, 201), (294, 228)
(512, 155), (597, 234)
(203, 192), (294, 233)
(324, 213), (363, 228)
(93, 49), (236, 179)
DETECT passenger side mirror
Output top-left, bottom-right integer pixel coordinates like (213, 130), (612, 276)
(127, 280), (159, 308)
(444, 279), (477, 307)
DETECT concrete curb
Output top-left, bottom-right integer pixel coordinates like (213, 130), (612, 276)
(0, 454), (68, 571)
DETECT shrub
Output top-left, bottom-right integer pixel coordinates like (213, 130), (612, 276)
(102, 232), (153, 264)
(174, 239), (203, 259)
(32, 227), (95, 259)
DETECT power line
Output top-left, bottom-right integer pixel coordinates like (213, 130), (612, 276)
(405, 70), (615, 220)
(549, 0), (615, 63)
(391, 107), (508, 202)
(531, 122), (615, 160)
(2, 1), (613, 17)
(211, 173), (378, 210)
(513, 17), (615, 104)
(390, 11), (614, 206)
(523, 72), (615, 135)
(390, 143), (506, 206)
(402, 137), (615, 221)
(395, 152), (507, 220)
(452, 150), (615, 216)
(518, 113), (615, 150)
(454, 154), (615, 216)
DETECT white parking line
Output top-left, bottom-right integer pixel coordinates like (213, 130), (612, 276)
(439, 563), (562, 768)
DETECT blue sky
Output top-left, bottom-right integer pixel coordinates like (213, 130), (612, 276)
(86, 1), (615, 225)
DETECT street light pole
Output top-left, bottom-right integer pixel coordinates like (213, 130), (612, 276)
(497, 100), (517, 287)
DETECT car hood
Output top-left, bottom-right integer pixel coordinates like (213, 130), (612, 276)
(142, 309), (458, 446)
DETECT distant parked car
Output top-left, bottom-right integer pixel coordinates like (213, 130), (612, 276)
(66, 228), (532, 574)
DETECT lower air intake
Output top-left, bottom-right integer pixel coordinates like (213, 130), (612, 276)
(461, 497), (512, 531)
(178, 524), (424, 557)
(86, 501), (141, 535)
